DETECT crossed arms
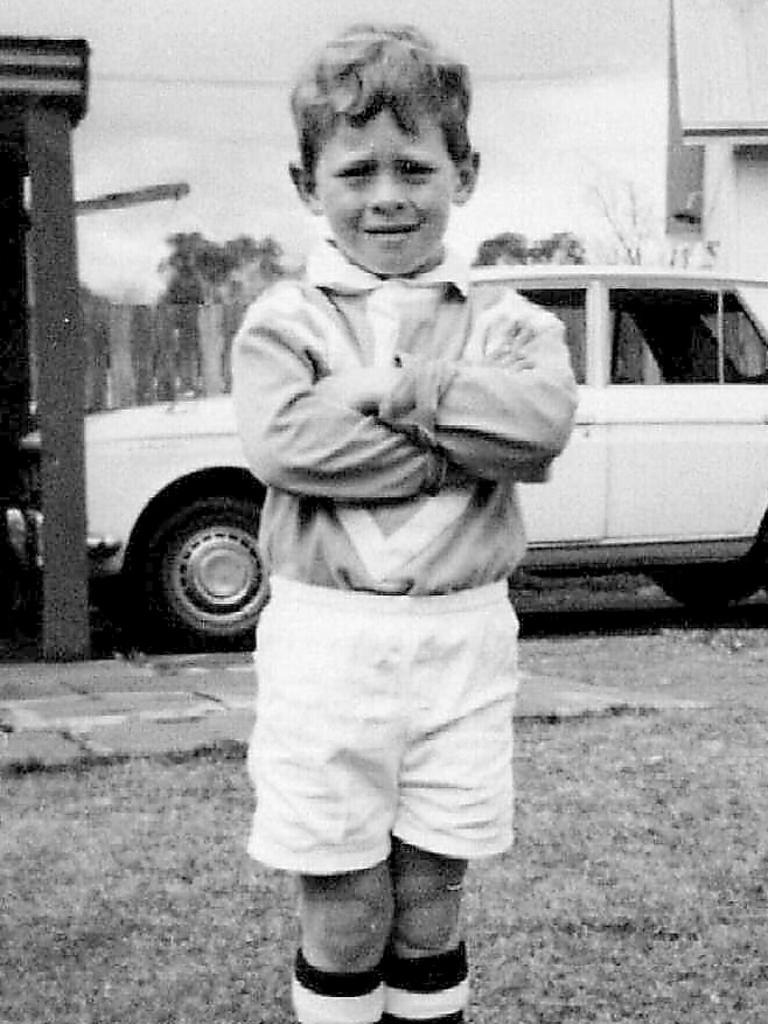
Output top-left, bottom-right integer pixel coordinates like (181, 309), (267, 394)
(232, 288), (578, 502)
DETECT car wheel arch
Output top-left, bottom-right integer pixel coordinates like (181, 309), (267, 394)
(122, 466), (265, 574)
(118, 467), (268, 652)
(647, 500), (768, 609)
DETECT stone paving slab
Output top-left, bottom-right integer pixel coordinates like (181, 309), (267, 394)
(0, 658), (157, 700)
(71, 709), (255, 759)
(0, 655), (256, 701)
(0, 661), (711, 772)
(0, 690), (220, 733)
(188, 675), (258, 705)
(515, 676), (710, 720)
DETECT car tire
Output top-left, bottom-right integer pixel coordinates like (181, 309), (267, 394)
(135, 494), (267, 651)
(647, 558), (764, 610)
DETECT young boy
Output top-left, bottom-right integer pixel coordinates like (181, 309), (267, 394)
(232, 24), (577, 1024)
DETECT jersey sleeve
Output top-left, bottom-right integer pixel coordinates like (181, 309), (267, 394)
(378, 289), (578, 482)
(231, 284), (445, 501)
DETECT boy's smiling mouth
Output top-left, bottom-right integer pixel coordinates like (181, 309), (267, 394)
(365, 224), (419, 235)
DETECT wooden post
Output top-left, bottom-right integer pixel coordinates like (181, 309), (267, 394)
(25, 104), (90, 660)
(153, 303), (177, 402)
(82, 291), (110, 412)
(108, 303), (136, 408)
(132, 304), (155, 404)
(0, 122), (31, 463)
(199, 302), (226, 395)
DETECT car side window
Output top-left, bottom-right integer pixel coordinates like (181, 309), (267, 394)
(519, 288), (586, 384)
(720, 291), (768, 383)
(610, 289), (719, 384)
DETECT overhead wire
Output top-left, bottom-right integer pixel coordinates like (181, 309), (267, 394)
(92, 68), (604, 89)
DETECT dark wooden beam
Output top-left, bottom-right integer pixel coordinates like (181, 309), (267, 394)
(0, 37), (88, 124)
(75, 182), (190, 214)
(25, 104), (90, 660)
(0, 114), (31, 470)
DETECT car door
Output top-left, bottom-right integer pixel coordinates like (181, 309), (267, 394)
(516, 284), (608, 545)
(603, 283), (768, 545)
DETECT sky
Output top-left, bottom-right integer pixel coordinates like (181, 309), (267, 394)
(2, 0), (671, 298)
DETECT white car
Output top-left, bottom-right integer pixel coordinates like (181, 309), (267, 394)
(26, 266), (768, 649)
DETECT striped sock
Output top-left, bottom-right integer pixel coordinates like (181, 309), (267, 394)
(292, 948), (385, 1024)
(382, 942), (469, 1023)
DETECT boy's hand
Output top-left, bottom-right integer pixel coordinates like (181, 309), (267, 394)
(318, 367), (402, 413)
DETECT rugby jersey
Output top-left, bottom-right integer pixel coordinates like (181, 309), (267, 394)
(231, 241), (577, 596)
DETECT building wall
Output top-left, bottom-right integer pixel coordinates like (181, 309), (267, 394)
(668, 1), (768, 278)
(701, 140), (737, 271)
(733, 146), (768, 278)
(702, 143), (768, 277)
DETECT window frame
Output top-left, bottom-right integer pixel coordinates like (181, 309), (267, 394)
(604, 284), (768, 387)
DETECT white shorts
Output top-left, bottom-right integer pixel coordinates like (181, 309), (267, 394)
(246, 577), (519, 875)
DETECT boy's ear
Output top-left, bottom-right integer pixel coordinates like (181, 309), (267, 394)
(453, 151), (480, 207)
(289, 163), (324, 215)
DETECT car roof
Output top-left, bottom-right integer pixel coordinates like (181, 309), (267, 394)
(470, 264), (768, 290)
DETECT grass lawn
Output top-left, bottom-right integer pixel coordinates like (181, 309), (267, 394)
(2, 708), (767, 1024)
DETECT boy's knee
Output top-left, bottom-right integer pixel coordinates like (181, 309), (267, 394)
(298, 864), (393, 971)
(390, 890), (463, 957)
(390, 843), (467, 957)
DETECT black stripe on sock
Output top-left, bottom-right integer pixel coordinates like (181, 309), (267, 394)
(294, 948), (382, 998)
(382, 1013), (463, 1024)
(382, 941), (468, 994)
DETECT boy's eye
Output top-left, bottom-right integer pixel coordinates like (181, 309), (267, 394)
(398, 161), (434, 178)
(337, 163), (375, 180)
(334, 160), (435, 183)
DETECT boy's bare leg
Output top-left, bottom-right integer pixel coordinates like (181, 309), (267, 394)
(298, 862), (393, 971)
(384, 838), (469, 1023)
(296, 840), (466, 965)
(389, 837), (467, 957)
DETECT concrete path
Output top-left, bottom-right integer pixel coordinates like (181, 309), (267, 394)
(0, 650), (709, 771)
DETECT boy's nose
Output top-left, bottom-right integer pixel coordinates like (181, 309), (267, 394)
(369, 173), (407, 212)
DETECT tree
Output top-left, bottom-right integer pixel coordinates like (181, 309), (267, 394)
(586, 177), (662, 265)
(223, 235), (285, 281)
(156, 232), (296, 395)
(473, 230), (585, 266)
(587, 176), (724, 269)
(473, 232), (530, 266)
(159, 231), (290, 305)
(529, 231), (586, 265)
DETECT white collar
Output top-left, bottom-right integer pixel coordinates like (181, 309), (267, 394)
(306, 239), (470, 298)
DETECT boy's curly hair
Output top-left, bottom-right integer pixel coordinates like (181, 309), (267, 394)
(290, 24), (473, 174)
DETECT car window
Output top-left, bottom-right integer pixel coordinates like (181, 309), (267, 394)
(610, 289), (719, 384)
(719, 291), (768, 383)
(518, 288), (586, 383)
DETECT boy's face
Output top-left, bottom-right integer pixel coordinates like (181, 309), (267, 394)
(294, 109), (478, 277)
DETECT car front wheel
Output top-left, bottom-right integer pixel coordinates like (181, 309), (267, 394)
(136, 495), (267, 651)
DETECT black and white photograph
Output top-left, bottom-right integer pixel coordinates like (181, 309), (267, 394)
(2, 2), (767, 1022)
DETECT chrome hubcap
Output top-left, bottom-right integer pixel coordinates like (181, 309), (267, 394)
(171, 525), (261, 626)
